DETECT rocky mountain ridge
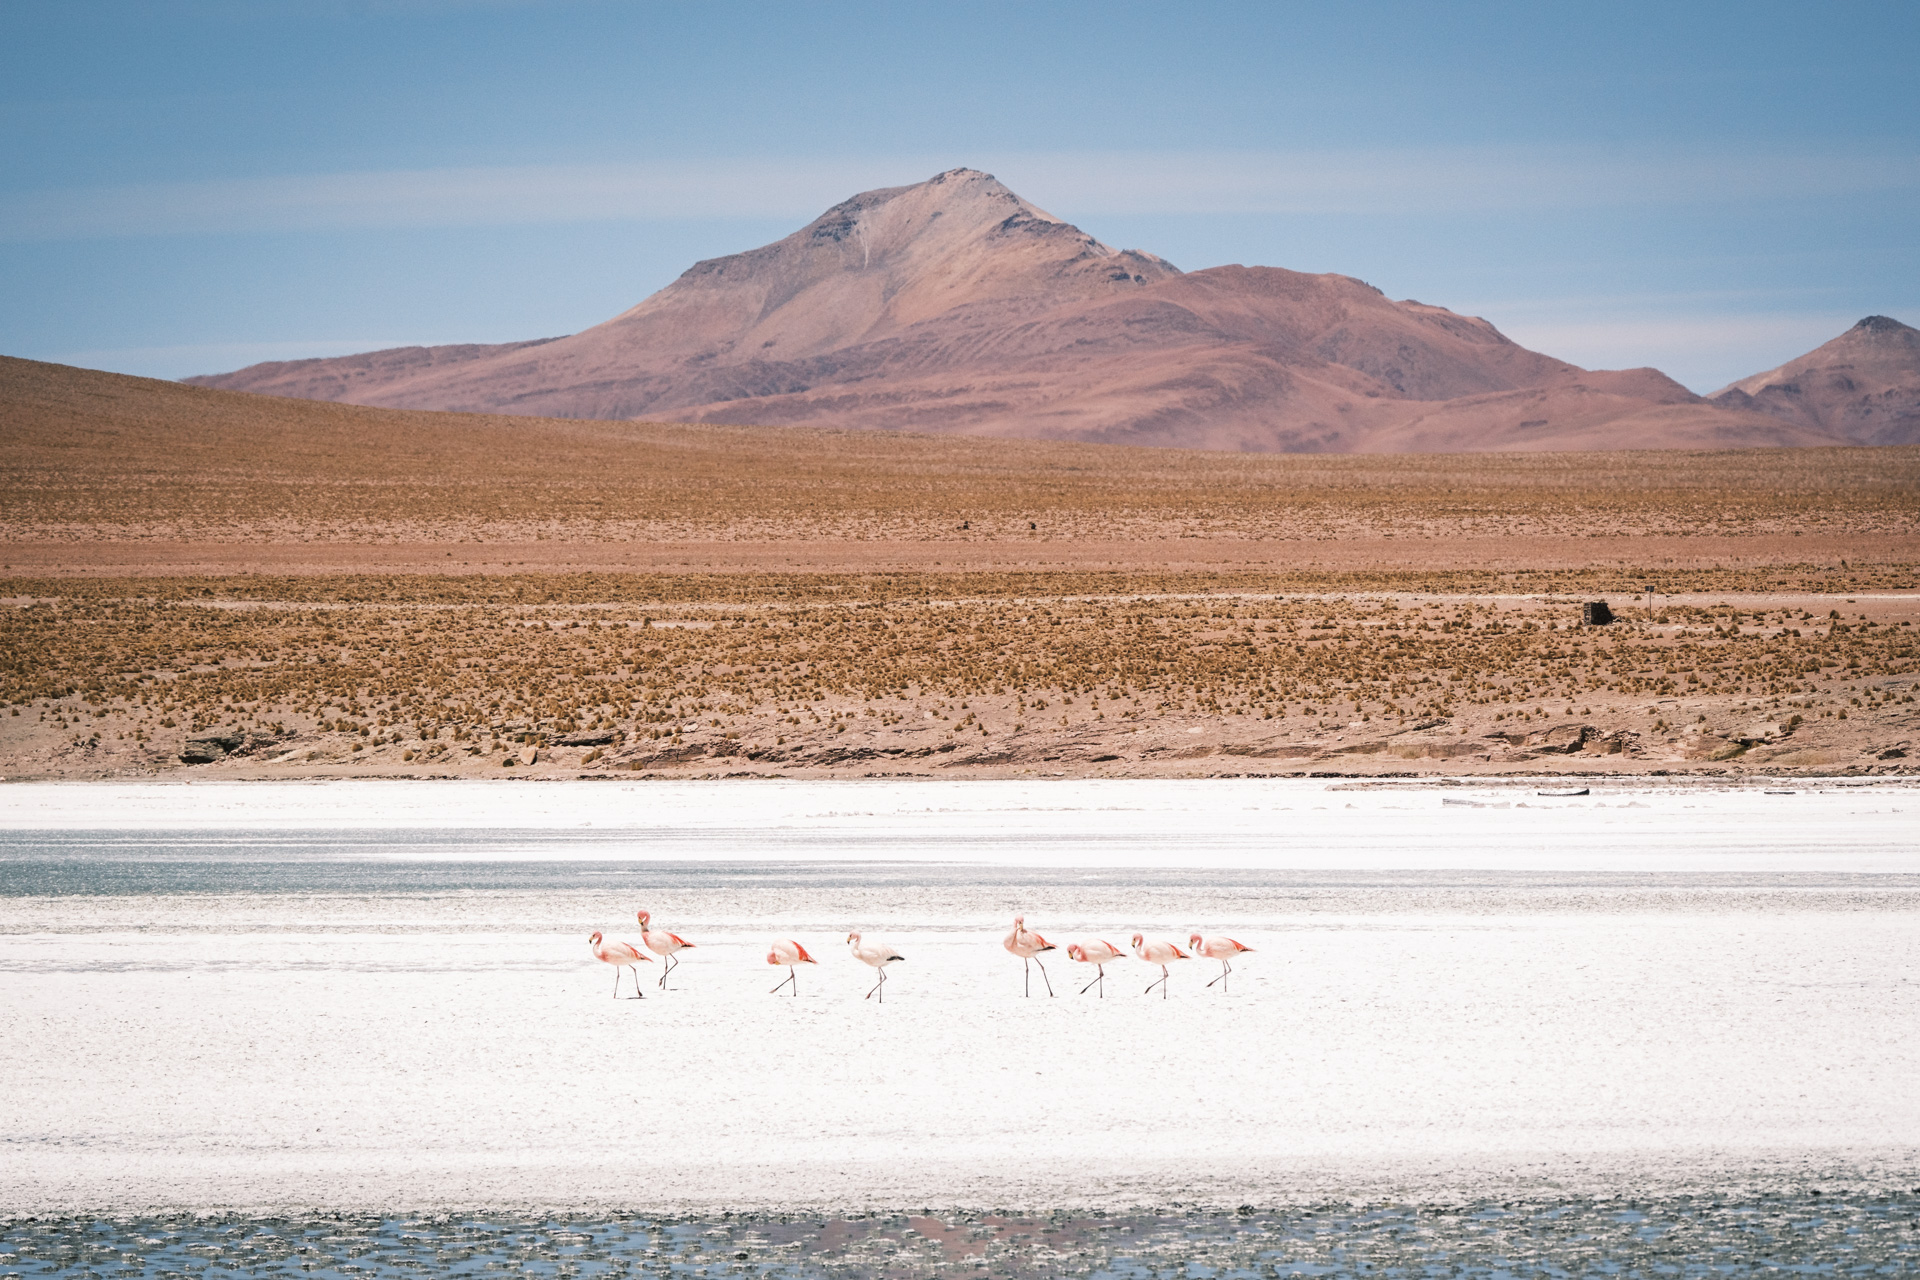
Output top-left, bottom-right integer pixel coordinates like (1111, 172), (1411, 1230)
(1711, 315), (1920, 446)
(186, 168), (1881, 453)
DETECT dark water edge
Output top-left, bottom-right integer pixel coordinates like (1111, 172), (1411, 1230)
(8, 842), (1919, 904)
(4, 1198), (1918, 1279)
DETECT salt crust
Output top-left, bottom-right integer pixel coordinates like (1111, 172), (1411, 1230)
(2, 777), (1918, 871)
(1, 779), (1917, 1213)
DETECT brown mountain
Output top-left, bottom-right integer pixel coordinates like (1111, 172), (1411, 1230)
(187, 168), (1834, 453)
(1710, 316), (1920, 446)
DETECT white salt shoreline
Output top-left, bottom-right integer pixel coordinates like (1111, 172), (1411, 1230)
(2, 777), (1917, 1214)
(1, 776), (1917, 871)
(6, 908), (1918, 1213)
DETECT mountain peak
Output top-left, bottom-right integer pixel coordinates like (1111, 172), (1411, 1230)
(785, 166), (1083, 272)
(590, 169), (1180, 360)
(185, 170), (1855, 452)
(1851, 314), (1916, 337)
(1711, 313), (1920, 444)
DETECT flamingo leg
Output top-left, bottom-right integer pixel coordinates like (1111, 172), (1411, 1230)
(1207, 960), (1231, 989)
(866, 969), (886, 1002)
(1078, 965), (1104, 996)
(1023, 956), (1030, 997)
(771, 967), (796, 995)
(1035, 955), (1054, 996)
(1146, 965), (1169, 998)
(612, 967), (620, 998)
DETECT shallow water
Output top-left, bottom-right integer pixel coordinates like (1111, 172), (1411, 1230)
(4, 778), (1918, 873)
(7, 839), (1918, 915)
(6, 1199), (1918, 1277)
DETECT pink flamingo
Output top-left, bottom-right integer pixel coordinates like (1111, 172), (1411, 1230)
(1003, 915), (1057, 997)
(588, 931), (650, 999)
(1131, 933), (1189, 999)
(1066, 939), (1125, 997)
(847, 932), (905, 1002)
(636, 909), (696, 988)
(767, 938), (816, 996)
(1190, 933), (1254, 992)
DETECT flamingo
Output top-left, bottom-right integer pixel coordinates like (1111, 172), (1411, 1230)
(767, 938), (816, 996)
(847, 932), (905, 1003)
(1131, 933), (1188, 999)
(1003, 915), (1057, 997)
(1190, 933), (1254, 992)
(588, 931), (650, 999)
(1066, 939), (1125, 997)
(636, 909), (696, 988)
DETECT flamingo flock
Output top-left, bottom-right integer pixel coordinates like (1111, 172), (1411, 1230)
(588, 912), (1253, 1001)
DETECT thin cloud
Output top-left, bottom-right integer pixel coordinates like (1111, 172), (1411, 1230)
(4, 147), (1916, 243)
(0, 159), (933, 243)
(47, 339), (444, 381)
(1010, 148), (1920, 217)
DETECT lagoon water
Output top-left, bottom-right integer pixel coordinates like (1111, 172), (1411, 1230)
(6, 1198), (1920, 1278)
(3, 779), (1918, 1275)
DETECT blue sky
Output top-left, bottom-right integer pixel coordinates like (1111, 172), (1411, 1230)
(3, 1), (1916, 392)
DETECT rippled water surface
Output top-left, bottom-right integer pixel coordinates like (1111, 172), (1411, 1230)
(6, 1200), (1918, 1278)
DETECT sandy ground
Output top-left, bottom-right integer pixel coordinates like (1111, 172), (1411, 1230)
(2, 780), (1917, 1213)
(8, 356), (1918, 783)
(6, 534), (1920, 576)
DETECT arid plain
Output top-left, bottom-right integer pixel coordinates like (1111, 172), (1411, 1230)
(4, 354), (1918, 781)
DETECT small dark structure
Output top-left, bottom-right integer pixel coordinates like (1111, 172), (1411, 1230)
(1582, 601), (1615, 626)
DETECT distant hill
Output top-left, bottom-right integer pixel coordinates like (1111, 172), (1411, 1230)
(1711, 315), (1920, 446)
(186, 168), (1837, 453)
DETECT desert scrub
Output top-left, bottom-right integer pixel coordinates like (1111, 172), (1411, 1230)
(2, 570), (1915, 759)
